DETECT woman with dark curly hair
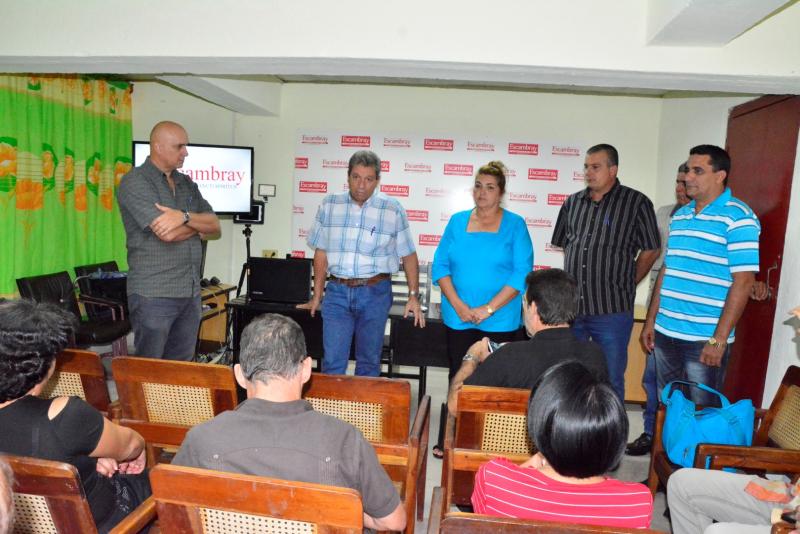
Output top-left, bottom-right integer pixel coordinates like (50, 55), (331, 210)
(0, 299), (149, 533)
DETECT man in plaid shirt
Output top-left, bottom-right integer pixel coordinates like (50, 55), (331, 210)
(299, 150), (425, 376)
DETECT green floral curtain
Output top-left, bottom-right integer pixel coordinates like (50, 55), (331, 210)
(0, 74), (132, 298)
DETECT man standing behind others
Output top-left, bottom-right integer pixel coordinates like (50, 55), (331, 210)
(552, 144), (660, 402)
(299, 150), (424, 377)
(642, 145), (759, 406)
(626, 163), (690, 456)
(117, 121), (220, 360)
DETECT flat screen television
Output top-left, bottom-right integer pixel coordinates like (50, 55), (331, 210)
(132, 141), (254, 215)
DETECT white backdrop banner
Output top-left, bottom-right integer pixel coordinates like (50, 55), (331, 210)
(291, 132), (590, 270)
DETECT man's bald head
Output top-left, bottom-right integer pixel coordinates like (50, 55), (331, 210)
(149, 121), (189, 174)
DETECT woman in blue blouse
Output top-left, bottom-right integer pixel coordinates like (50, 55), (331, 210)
(431, 160), (533, 456)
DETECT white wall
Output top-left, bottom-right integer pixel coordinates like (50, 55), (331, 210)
(763, 133), (800, 405)
(654, 96), (750, 206)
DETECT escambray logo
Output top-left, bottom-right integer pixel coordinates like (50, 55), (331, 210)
(290, 250), (306, 258)
(322, 159), (348, 169)
(508, 143), (539, 156)
(444, 163), (473, 176)
(301, 135), (327, 145)
(425, 187), (448, 197)
(508, 192), (537, 203)
(424, 138), (454, 151)
(341, 135), (371, 147)
(552, 145), (580, 156)
(547, 193), (568, 206)
(299, 181), (327, 193)
(405, 162), (432, 173)
(384, 137), (411, 148)
(528, 168), (558, 181)
(406, 209), (429, 222)
(297, 228), (309, 238)
(292, 205), (304, 214)
(380, 184), (409, 197)
(295, 157), (308, 169)
(525, 217), (552, 228)
(419, 234), (441, 246)
(573, 171), (585, 181)
(380, 161), (390, 173)
(467, 141), (495, 152)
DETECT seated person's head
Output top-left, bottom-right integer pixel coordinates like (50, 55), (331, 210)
(527, 360), (627, 478)
(0, 299), (76, 403)
(523, 268), (578, 332)
(0, 458), (13, 534)
(235, 313), (310, 392)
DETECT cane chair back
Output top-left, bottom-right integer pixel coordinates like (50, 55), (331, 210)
(112, 356), (237, 465)
(303, 373), (430, 533)
(38, 349), (111, 414)
(441, 385), (532, 512)
(149, 463), (363, 533)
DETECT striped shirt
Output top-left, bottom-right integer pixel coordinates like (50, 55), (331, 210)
(552, 180), (660, 315)
(654, 188), (760, 342)
(307, 190), (416, 278)
(471, 458), (653, 529)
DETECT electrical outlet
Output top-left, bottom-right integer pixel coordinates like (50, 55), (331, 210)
(262, 249), (278, 258)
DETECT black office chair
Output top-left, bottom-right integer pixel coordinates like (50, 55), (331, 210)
(16, 271), (130, 357)
(74, 260), (128, 320)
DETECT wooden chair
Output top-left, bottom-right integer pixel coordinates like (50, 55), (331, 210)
(441, 385), (532, 513)
(2, 453), (155, 534)
(112, 356), (238, 466)
(303, 373), (430, 533)
(38, 349), (111, 414)
(427, 486), (667, 534)
(149, 463), (363, 533)
(647, 365), (800, 494)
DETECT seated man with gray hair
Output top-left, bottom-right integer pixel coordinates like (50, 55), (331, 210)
(173, 313), (405, 532)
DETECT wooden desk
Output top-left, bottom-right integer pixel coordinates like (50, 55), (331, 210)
(198, 284), (236, 346)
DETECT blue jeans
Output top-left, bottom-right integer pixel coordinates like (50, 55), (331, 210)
(128, 294), (201, 361)
(642, 352), (657, 435)
(321, 279), (393, 376)
(653, 330), (730, 407)
(572, 311), (634, 403)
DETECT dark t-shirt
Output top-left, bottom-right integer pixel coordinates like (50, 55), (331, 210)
(0, 395), (113, 522)
(464, 327), (608, 389)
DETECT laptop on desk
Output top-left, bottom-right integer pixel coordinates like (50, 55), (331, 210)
(247, 257), (312, 304)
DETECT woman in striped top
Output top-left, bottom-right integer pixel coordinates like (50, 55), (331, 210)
(472, 361), (653, 529)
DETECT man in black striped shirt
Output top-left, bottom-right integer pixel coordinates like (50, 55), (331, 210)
(552, 144), (660, 402)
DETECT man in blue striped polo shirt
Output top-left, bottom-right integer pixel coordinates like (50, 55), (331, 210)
(641, 145), (760, 406)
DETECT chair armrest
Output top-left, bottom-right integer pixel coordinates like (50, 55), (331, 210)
(108, 496), (156, 533)
(78, 294), (126, 320)
(108, 401), (122, 421)
(427, 487), (443, 534)
(410, 395), (431, 443)
(695, 444), (800, 474)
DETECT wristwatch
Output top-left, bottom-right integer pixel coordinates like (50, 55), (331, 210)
(182, 210), (190, 225)
(462, 353), (479, 364)
(706, 337), (723, 348)
(408, 290), (418, 298)
(486, 305), (495, 316)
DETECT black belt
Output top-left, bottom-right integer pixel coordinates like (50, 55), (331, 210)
(328, 273), (391, 287)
